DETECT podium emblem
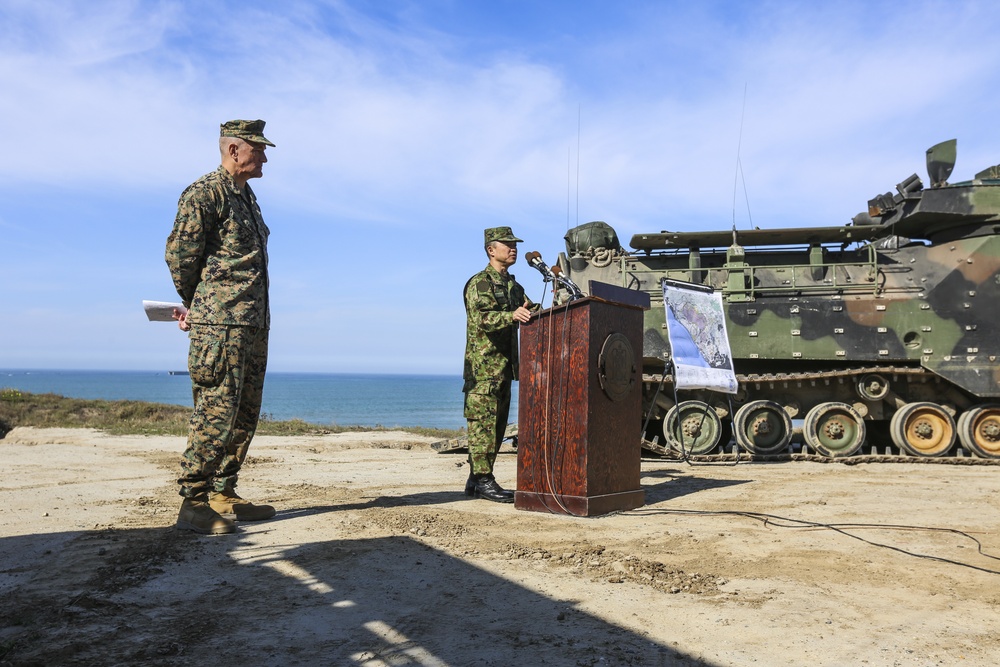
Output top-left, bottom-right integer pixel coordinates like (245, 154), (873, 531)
(598, 332), (636, 402)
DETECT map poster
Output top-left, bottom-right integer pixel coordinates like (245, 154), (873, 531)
(662, 282), (739, 394)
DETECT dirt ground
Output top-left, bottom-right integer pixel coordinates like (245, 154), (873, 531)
(1, 427), (999, 666)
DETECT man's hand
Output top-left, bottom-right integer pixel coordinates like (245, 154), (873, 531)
(512, 305), (532, 323)
(172, 306), (191, 332)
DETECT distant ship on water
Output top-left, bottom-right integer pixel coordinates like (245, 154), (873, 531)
(168, 371), (189, 376)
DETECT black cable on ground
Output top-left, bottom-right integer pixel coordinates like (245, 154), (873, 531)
(626, 506), (1000, 574)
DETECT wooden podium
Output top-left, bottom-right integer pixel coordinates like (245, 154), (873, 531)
(515, 284), (647, 516)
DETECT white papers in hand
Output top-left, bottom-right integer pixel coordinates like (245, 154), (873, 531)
(143, 300), (186, 322)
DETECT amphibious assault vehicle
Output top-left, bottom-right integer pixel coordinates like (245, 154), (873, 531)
(555, 140), (1000, 460)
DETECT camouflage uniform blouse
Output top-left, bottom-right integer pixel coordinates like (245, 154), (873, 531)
(165, 166), (270, 328)
(463, 265), (536, 391)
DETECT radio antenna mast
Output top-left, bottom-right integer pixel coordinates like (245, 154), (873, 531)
(576, 105), (581, 228)
(565, 106), (583, 230)
(732, 84), (754, 231)
(567, 147), (572, 230)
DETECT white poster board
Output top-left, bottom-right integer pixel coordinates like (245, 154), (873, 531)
(662, 282), (738, 394)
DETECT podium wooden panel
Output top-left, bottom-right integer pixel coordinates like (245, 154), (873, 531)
(515, 296), (645, 516)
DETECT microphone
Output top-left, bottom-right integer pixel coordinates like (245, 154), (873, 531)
(551, 265), (584, 300)
(525, 251), (584, 301)
(525, 251), (555, 278)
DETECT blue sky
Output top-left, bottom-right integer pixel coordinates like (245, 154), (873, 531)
(2, 0), (999, 375)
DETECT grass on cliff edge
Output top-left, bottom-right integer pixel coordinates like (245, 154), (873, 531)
(0, 389), (464, 440)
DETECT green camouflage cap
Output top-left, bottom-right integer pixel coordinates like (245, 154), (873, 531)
(220, 119), (275, 147)
(484, 226), (523, 245)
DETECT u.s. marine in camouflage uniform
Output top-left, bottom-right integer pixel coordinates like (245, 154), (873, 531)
(463, 226), (539, 503)
(165, 119), (277, 535)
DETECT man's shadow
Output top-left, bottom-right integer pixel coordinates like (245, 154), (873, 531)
(2, 524), (724, 666)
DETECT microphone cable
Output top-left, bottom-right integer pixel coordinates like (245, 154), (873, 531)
(540, 292), (578, 515)
(525, 251), (581, 516)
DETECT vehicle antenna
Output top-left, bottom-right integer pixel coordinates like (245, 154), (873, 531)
(567, 147), (572, 230)
(576, 104), (581, 227)
(732, 83), (754, 231)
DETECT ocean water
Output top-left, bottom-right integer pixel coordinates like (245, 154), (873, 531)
(0, 369), (518, 430)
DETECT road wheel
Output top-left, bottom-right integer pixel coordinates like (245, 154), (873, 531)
(957, 404), (1000, 459)
(890, 402), (956, 457)
(803, 402), (866, 458)
(663, 401), (724, 455)
(733, 400), (792, 455)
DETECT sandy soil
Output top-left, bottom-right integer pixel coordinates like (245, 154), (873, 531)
(1, 426), (999, 666)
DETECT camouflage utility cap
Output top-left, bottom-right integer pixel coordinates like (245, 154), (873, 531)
(220, 119), (275, 147)
(484, 226), (523, 245)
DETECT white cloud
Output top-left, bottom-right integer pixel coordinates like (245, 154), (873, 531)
(4, 0), (1000, 373)
(5, 1), (997, 223)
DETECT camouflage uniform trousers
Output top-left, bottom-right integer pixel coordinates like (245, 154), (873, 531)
(464, 380), (512, 476)
(178, 323), (268, 499)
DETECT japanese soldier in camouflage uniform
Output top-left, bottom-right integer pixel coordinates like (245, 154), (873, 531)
(463, 226), (539, 502)
(165, 119), (277, 534)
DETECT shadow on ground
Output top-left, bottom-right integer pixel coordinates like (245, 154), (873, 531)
(1, 507), (720, 666)
(640, 468), (751, 505)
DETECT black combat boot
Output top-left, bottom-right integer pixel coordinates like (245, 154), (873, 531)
(464, 472), (476, 497)
(473, 473), (515, 503)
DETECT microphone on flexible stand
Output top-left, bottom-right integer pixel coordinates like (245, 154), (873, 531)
(550, 264), (585, 300)
(525, 251), (584, 301)
(524, 251), (554, 278)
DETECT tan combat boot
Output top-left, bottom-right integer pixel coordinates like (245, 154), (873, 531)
(176, 497), (236, 535)
(209, 490), (276, 521)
